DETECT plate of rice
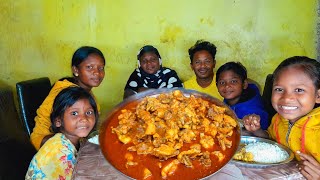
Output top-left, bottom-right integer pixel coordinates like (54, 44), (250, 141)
(232, 136), (294, 168)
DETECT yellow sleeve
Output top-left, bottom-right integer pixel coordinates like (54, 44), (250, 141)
(267, 114), (277, 140)
(30, 80), (76, 150)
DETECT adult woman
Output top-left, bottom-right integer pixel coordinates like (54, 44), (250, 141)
(30, 46), (105, 150)
(123, 45), (183, 99)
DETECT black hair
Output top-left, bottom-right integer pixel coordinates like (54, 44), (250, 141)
(50, 86), (98, 133)
(273, 56), (320, 89)
(216, 62), (247, 83)
(137, 45), (161, 60)
(72, 46), (105, 67)
(188, 40), (217, 63)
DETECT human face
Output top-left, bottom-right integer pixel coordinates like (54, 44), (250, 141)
(55, 98), (96, 146)
(139, 52), (160, 74)
(191, 50), (215, 80)
(272, 67), (320, 123)
(217, 70), (247, 105)
(72, 54), (105, 91)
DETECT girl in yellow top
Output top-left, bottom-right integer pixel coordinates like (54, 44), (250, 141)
(243, 56), (320, 179)
(30, 46), (105, 150)
(26, 86), (98, 179)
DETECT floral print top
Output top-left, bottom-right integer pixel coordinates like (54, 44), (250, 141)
(25, 133), (77, 180)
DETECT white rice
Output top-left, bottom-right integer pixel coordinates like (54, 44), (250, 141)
(245, 142), (289, 163)
(88, 135), (99, 145)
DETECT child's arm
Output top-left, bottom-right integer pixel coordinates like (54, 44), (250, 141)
(243, 114), (269, 138)
(297, 151), (320, 180)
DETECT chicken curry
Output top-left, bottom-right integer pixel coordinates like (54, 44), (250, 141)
(100, 90), (240, 180)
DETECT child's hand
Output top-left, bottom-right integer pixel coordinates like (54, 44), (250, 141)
(297, 151), (320, 180)
(243, 114), (261, 132)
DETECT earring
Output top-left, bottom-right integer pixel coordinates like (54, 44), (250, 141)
(75, 73), (79, 77)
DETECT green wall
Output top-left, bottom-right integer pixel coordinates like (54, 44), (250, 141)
(0, 0), (317, 116)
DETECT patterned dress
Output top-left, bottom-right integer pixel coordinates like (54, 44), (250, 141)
(124, 67), (183, 93)
(25, 133), (77, 180)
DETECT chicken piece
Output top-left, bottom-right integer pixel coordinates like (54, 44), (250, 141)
(164, 111), (173, 121)
(178, 153), (193, 167)
(201, 118), (210, 132)
(191, 116), (200, 125)
(136, 98), (147, 110)
(112, 124), (130, 135)
(190, 144), (201, 151)
(243, 152), (254, 162)
(177, 145), (202, 167)
(161, 159), (180, 179)
(158, 94), (171, 104)
(152, 136), (167, 148)
(126, 161), (138, 167)
(155, 121), (167, 135)
(233, 148), (247, 161)
(224, 138), (232, 148)
(212, 113), (224, 123)
(188, 95), (201, 109)
(233, 148), (254, 162)
(212, 151), (225, 161)
(118, 109), (136, 123)
(145, 97), (161, 112)
(173, 141), (183, 149)
(212, 104), (226, 114)
(152, 144), (179, 160)
(137, 110), (152, 122)
(197, 99), (209, 114)
(127, 146), (137, 152)
(118, 135), (131, 144)
(143, 168), (152, 179)
(226, 129), (233, 137)
(200, 133), (214, 149)
(178, 129), (196, 143)
(199, 151), (211, 167)
(224, 114), (237, 127)
(207, 107), (217, 119)
(155, 108), (167, 118)
(209, 124), (217, 138)
(165, 128), (179, 142)
(136, 142), (154, 155)
(173, 90), (184, 101)
(125, 153), (138, 168)
(218, 126), (234, 135)
(170, 99), (180, 110)
(145, 122), (156, 135)
(125, 153), (134, 161)
(133, 125), (147, 141)
(217, 133), (232, 150)
(184, 106), (196, 118)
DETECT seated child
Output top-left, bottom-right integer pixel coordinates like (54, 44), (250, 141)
(25, 86), (98, 179)
(216, 62), (269, 130)
(243, 56), (320, 179)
